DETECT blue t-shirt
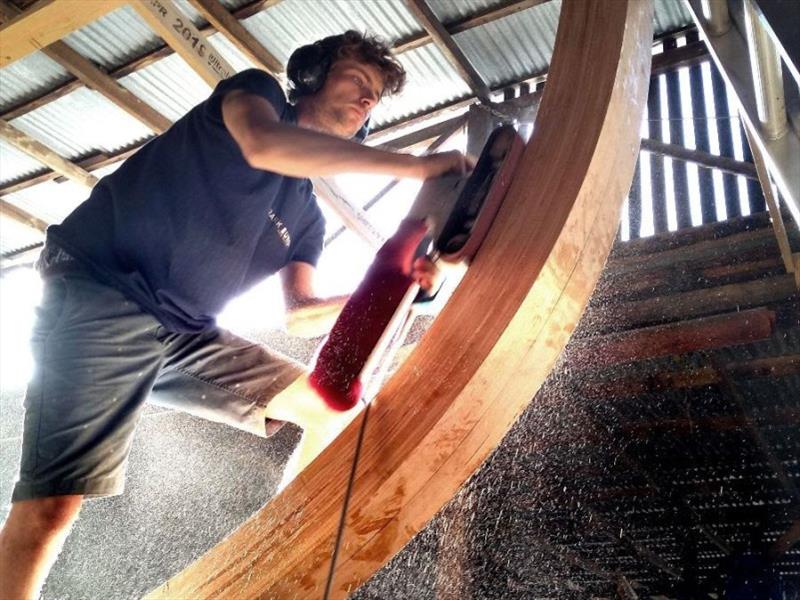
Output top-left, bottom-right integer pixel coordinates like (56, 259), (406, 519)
(48, 69), (325, 333)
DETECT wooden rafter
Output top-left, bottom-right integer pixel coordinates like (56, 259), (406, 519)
(0, 31), (709, 200)
(404, 0), (492, 103)
(324, 115), (467, 247)
(129, 0), (383, 248)
(0, 119), (97, 188)
(394, 0), (550, 53)
(0, 0), (123, 67)
(0, 1), (171, 134)
(312, 177), (384, 248)
(131, 0), (234, 86)
(145, 1), (653, 596)
(0, 198), (48, 232)
(0, 0), (550, 125)
(186, 0), (282, 74)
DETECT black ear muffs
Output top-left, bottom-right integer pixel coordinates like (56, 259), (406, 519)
(288, 34), (371, 144)
(287, 41), (333, 97)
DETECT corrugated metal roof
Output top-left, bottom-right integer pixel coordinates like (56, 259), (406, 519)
(0, 216), (42, 255)
(221, 0), (254, 10)
(208, 31), (260, 73)
(8, 87), (153, 160)
(119, 53), (212, 123)
(371, 43), (471, 126)
(428, 0), (510, 23)
(653, 0), (694, 34)
(0, 162), (121, 231)
(2, 178), (93, 226)
(0, 140), (48, 185)
(455, 0), (560, 88)
(62, 4), (162, 72)
(0, 0), (698, 257)
(242, 0), (420, 67)
(0, 52), (72, 114)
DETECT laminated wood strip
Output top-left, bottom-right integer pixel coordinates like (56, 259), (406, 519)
(144, 1), (654, 595)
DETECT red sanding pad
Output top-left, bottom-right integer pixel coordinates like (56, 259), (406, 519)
(309, 218), (429, 411)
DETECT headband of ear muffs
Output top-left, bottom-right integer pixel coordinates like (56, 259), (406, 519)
(287, 35), (371, 144)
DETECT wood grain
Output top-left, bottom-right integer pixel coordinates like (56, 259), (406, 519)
(0, 0), (123, 67)
(146, 1), (654, 597)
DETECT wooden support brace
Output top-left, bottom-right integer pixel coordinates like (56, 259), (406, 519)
(394, 0), (551, 54)
(744, 122), (800, 289)
(404, 0), (492, 104)
(312, 177), (385, 249)
(0, 0), (172, 134)
(640, 136), (758, 180)
(131, 0), (235, 87)
(145, 1), (653, 597)
(0, 119), (97, 188)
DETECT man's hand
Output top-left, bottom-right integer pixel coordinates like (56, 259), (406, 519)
(411, 256), (441, 294)
(412, 150), (476, 180)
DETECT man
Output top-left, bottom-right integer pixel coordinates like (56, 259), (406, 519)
(0, 31), (470, 599)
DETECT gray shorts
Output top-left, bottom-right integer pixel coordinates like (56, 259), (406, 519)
(12, 267), (305, 502)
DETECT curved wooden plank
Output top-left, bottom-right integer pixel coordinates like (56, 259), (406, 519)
(146, 1), (653, 597)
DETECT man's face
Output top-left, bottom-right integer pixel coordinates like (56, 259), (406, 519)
(310, 58), (385, 138)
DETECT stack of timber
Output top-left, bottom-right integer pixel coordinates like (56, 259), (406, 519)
(354, 210), (800, 598)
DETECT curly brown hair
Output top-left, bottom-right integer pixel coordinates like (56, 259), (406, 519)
(288, 30), (406, 101)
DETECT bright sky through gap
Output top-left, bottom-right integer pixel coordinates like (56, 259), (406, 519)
(659, 73), (678, 232)
(701, 61), (728, 222)
(678, 67), (703, 227)
(726, 86), (751, 217)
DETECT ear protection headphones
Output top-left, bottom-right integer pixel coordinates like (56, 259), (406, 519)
(287, 34), (371, 143)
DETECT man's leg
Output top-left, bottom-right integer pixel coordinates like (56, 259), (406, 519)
(264, 375), (361, 488)
(1, 271), (164, 598)
(0, 496), (82, 600)
(151, 328), (361, 490)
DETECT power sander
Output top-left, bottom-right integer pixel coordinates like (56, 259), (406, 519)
(309, 125), (524, 411)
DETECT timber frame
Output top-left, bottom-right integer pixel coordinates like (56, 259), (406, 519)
(143, 1), (653, 597)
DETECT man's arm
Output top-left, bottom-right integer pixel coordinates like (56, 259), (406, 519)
(280, 261), (348, 338)
(280, 257), (443, 338)
(221, 90), (469, 180)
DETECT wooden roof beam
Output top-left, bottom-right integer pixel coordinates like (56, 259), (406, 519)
(0, 0), (123, 67)
(131, 0), (380, 248)
(186, 0), (282, 74)
(0, 1), (171, 134)
(0, 29), (705, 197)
(0, 119), (97, 188)
(0, 198), (48, 232)
(131, 0), (234, 87)
(394, 0), (551, 53)
(404, 0), (492, 104)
